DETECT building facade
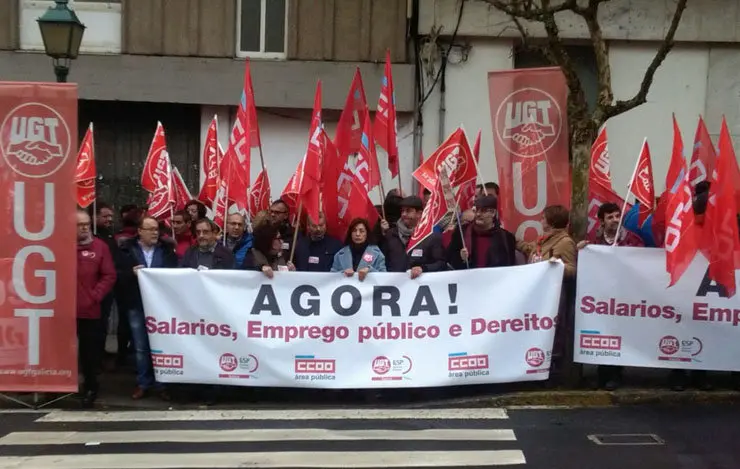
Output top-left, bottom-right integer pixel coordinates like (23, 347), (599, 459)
(0, 0), (415, 206)
(419, 0), (740, 193)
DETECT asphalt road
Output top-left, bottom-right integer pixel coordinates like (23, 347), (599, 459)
(0, 405), (737, 468)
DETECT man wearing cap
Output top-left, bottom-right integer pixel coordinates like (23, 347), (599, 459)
(382, 195), (447, 278)
(446, 195), (517, 269)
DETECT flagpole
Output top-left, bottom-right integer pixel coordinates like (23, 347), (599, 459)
(170, 205), (177, 245)
(289, 202), (303, 264)
(613, 139), (645, 246)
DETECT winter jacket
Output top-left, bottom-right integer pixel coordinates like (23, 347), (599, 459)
(77, 238), (117, 319)
(221, 233), (253, 267)
(117, 237), (178, 311)
(175, 230), (195, 259)
(294, 234), (343, 272)
(242, 248), (289, 271)
(180, 244), (235, 270)
(331, 244), (387, 272)
(517, 229), (577, 278)
(447, 222), (517, 269)
(382, 227), (447, 273)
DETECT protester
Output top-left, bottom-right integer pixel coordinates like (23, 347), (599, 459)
(517, 205), (577, 278)
(171, 210), (194, 259)
(269, 200), (295, 253)
(89, 202), (119, 364)
(294, 212), (342, 272)
(243, 222), (295, 278)
(447, 195), (517, 269)
(185, 199), (208, 221)
(579, 202), (644, 248)
(181, 218), (235, 270)
(117, 216), (178, 400)
(383, 196), (446, 277)
(223, 213), (253, 266)
(251, 210), (271, 231)
(112, 207), (142, 368)
(76, 209), (116, 407)
(332, 217), (386, 280)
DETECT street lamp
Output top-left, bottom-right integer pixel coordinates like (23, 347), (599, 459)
(36, 0), (86, 83)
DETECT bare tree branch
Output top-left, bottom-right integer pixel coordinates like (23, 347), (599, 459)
(577, 1), (613, 120)
(603, 0), (688, 120)
(485, 0), (584, 20)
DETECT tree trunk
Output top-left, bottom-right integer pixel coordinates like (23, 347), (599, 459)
(569, 128), (596, 240)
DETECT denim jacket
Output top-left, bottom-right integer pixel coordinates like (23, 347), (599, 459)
(330, 244), (386, 272)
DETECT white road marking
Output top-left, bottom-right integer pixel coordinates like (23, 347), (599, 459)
(36, 408), (509, 422)
(0, 428), (516, 445)
(0, 450), (527, 468)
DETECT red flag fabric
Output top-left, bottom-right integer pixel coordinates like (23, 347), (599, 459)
(171, 167), (192, 212)
(704, 119), (740, 297)
(75, 123), (96, 208)
(298, 83), (324, 224)
(141, 124), (175, 220)
(220, 140), (248, 209)
(212, 176), (229, 231)
(323, 128), (355, 239)
(413, 128), (476, 192)
(407, 176), (451, 252)
(197, 115), (219, 205)
(689, 116), (716, 187)
(335, 67), (368, 161)
(628, 139), (655, 226)
(356, 107), (381, 192)
(243, 59), (262, 150)
(454, 129), (481, 213)
(373, 50), (399, 177)
(281, 158), (304, 218)
(664, 163), (697, 286)
(665, 115), (686, 192)
(248, 168), (271, 218)
(141, 122), (166, 192)
(586, 127), (624, 240)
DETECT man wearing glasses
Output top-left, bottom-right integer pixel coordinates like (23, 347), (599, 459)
(117, 216), (178, 401)
(269, 199), (295, 254)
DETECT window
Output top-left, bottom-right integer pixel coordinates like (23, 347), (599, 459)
(236, 0), (288, 59)
(514, 45), (599, 113)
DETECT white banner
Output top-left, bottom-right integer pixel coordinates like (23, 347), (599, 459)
(138, 262), (564, 388)
(575, 245), (740, 372)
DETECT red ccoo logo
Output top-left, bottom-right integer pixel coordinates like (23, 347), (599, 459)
(448, 354), (489, 371)
(151, 353), (183, 369)
(295, 358), (336, 374)
(580, 334), (622, 350)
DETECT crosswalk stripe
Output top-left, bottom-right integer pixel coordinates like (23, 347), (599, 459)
(35, 408), (509, 422)
(0, 428), (517, 445)
(0, 450), (527, 468)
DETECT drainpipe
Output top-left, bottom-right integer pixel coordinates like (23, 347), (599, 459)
(438, 48), (448, 145)
(410, 0), (422, 194)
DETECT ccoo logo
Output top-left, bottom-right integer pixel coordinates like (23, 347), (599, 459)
(0, 103), (72, 178)
(494, 88), (562, 159)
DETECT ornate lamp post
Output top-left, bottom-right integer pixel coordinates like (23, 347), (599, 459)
(36, 0), (86, 83)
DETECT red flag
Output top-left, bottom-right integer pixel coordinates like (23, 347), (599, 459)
(335, 67), (368, 161)
(627, 139), (655, 226)
(413, 128), (476, 192)
(356, 107), (381, 192)
(141, 123), (175, 219)
(373, 50), (399, 177)
(407, 176), (451, 252)
(298, 83), (324, 224)
(243, 59), (262, 150)
(654, 116), (688, 247)
(75, 123), (96, 208)
(704, 118), (740, 297)
(689, 116), (716, 187)
(220, 141), (248, 209)
(197, 115), (219, 205)
(212, 145), (230, 230)
(323, 129), (355, 239)
(281, 158), (304, 218)
(171, 166), (192, 212)
(454, 129), (481, 213)
(664, 163), (697, 286)
(586, 127), (624, 240)
(248, 168), (271, 218)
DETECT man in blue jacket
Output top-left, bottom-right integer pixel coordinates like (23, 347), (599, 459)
(222, 213), (253, 266)
(295, 212), (342, 272)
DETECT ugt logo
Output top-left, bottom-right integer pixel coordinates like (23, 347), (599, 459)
(494, 88), (562, 159)
(1, 103), (71, 178)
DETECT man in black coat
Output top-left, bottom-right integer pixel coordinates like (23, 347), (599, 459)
(294, 212), (342, 272)
(383, 196), (447, 278)
(447, 195), (517, 269)
(181, 218), (235, 270)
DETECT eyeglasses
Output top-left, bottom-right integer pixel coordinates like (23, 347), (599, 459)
(140, 227), (159, 232)
(270, 210), (287, 215)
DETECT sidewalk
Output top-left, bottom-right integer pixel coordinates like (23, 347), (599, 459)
(2, 364), (738, 411)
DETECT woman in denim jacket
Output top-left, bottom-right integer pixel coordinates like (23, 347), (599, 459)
(331, 217), (386, 281)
